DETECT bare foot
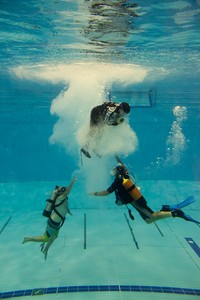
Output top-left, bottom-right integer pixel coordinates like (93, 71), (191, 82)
(22, 237), (29, 244)
(42, 248), (48, 260)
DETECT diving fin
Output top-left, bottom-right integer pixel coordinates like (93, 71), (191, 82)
(172, 209), (200, 225)
(81, 148), (91, 158)
(161, 196), (195, 212)
(184, 215), (200, 225)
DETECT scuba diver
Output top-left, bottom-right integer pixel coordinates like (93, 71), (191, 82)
(22, 177), (77, 260)
(89, 156), (199, 225)
(81, 101), (130, 158)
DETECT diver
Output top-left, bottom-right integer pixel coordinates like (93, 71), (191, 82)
(22, 177), (77, 260)
(89, 155), (199, 225)
(81, 101), (130, 158)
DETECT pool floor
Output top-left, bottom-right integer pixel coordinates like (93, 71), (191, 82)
(0, 181), (200, 299)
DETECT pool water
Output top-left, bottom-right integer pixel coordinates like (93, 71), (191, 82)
(0, 0), (200, 299)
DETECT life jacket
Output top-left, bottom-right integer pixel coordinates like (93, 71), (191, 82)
(122, 178), (142, 201)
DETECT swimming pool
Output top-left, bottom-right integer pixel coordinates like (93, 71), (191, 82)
(0, 1), (200, 299)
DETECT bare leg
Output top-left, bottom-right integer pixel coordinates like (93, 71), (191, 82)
(130, 201), (172, 224)
(92, 126), (104, 156)
(22, 236), (46, 244)
(82, 125), (102, 158)
(145, 211), (172, 224)
(41, 234), (58, 260)
(85, 126), (99, 149)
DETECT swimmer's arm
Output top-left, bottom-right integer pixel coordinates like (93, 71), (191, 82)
(115, 154), (124, 166)
(115, 154), (130, 172)
(63, 177), (77, 196)
(89, 190), (110, 197)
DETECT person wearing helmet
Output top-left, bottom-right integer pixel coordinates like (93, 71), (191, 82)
(89, 156), (198, 225)
(81, 101), (130, 158)
(22, 177), (77, 260)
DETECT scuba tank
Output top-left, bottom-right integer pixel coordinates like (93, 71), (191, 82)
(42, 186), (66, 218)
(122, 178), (142, 201)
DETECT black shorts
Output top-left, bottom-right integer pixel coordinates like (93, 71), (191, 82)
(90, 106), (104, 126)
(131, 196), (154, 220)
(45, 218), (61, 238)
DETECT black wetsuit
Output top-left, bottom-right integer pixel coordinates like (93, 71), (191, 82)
(90, 102), (122, 126)
(107, 177), (154, 220)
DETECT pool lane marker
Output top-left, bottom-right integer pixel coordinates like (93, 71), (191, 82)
(84, 213), (86, 249)
(0, 216), (12, 235)
(124, 213), (139, 249)
(185, 238), (200, 258)
(154, 222), (164, 237)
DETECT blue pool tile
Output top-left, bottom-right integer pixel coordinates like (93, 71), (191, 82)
(1, 292), (14, 298)
(130, 285), (142, 291)
(172, 288), (184, 294)
(151, 286), (162, 293)
(185, 238), (200, 257)
(13, 290), (25, 297)
(46, 287), (57, 294)
(24, 289), (32, 296)
(31, 288), (44, 296)
(1, 285), (200, 298)
(184, 288), (195, 295)
(67, 286), (78, 292)
(78, 286), (89, 292)
(161, 287), (173, 293)
(58, 286), (68, 293)
(194, 289), (200, 296)
(109, 285), (120, 291)
(98, 285), (109, 291)
(141, 286), (152, 292)
(120, 285), (131, 291)
(88, 285), (99, 291)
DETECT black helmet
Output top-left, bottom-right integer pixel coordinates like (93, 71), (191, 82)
(116, 166), (125, 175)
(115, 163), (127, 177)
(120, 102), (130, 114)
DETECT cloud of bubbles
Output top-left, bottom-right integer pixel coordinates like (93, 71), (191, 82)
(13, 62), (148, 190)
(150, 106), (188, 174)
(165, 105), (188, 165)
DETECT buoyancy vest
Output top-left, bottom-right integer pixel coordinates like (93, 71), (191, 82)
(122, 178), (142, 201)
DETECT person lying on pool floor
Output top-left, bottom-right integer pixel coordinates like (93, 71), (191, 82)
(22, 177), (77, 260)
(89, 156), (199, 225)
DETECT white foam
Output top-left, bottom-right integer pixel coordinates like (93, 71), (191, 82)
(12, 62), (148, 187)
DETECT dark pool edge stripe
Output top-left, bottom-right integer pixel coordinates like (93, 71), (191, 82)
(1, 285), (200, 298)
(185, 238), (200, 257)
(0, 216), (12, 235)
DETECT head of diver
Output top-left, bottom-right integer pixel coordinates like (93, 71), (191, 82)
(115, 102), (130, 116)
(55, 185), (67, 195)
(110, 163), (128, 178)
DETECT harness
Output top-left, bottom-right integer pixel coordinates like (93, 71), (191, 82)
(46, 197), (67, 230)
(53, 199), (66, 227)
(103, 102), (121, 125)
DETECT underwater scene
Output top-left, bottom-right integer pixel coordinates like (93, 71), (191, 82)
(0, 1), (200, 299)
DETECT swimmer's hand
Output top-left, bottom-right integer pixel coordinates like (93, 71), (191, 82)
(88, 191), (109, 196)
(88, 192), (96, 196)
(72, 177), (77, 183)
